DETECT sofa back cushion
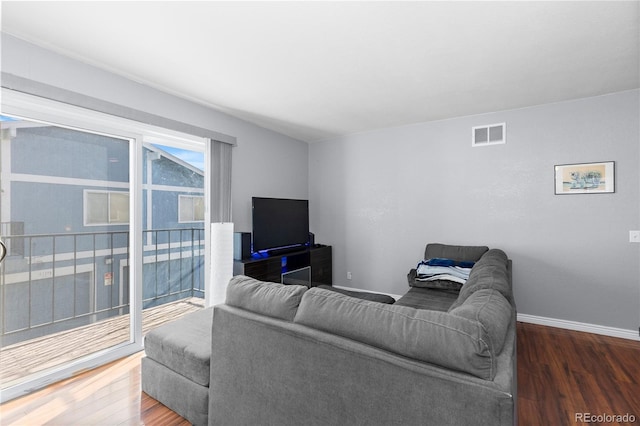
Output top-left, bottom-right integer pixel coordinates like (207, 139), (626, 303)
(449, 249), (512, 311)
(448, 289), (512, 354)
(424, 243), (489, 262)
(226, 275), (307, 321)
(294, 287), (510, 380)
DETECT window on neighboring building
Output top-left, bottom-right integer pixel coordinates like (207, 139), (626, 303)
(84, 190), (130, 225)
(179, 195), (205, 222)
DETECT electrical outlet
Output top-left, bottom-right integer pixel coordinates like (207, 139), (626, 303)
(629, 231), (640, 243)
(347, 271), (352, 280)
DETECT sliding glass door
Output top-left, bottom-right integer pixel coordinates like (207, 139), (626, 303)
(0, 114), (139, 399)
(0, 90), (210, 402)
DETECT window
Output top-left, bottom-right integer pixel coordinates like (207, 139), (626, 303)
(85, 190), (130, 225)
(179, 195), (204, 222)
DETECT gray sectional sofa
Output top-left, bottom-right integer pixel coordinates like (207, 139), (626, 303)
(142, 243), (517, 426)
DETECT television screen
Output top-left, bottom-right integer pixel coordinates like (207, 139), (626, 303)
(252, 197), (309, 253)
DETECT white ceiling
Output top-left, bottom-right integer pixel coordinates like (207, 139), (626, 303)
(2, 1), (639, 143)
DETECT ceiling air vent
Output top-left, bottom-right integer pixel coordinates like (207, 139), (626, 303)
(472, 123), (506, 147)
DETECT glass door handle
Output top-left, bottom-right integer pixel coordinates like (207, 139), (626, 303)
(0, 240), (6, 263)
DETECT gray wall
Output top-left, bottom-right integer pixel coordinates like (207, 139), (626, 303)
(1, 34), (309, 231)
(310, 90), (640, 331)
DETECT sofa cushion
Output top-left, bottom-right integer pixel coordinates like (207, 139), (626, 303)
(226, 275), (307, 321)
(317, 284), (395, 304)
(394, 286), (459, 312)
(424, 243), (489, 262)
(144, 307), (214, 387)
(294, 287), (503, 380)
(449, 249), (512, 311)
(449, 289), (512, 354)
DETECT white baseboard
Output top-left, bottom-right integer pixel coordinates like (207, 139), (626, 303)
(517, 313), (640, 341)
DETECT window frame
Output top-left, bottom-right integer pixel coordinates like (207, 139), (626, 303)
(84, 189), (131, 226)
(178, 194), (205, 223)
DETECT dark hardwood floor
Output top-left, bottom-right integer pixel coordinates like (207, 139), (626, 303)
(517, 322), (640, 426)
(1, 322), (639, 425)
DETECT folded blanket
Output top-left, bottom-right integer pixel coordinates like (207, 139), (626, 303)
(416, 265), (471, 280)
(415, 258), (475, 285)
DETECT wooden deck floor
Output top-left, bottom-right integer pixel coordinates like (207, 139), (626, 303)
(0, 297), (204, 386)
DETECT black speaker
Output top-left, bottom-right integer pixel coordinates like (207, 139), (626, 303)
(234, 232), (251, 260)
(308, 232), (315, 247)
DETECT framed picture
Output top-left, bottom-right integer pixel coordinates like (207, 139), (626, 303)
(554, 161), (615, 195)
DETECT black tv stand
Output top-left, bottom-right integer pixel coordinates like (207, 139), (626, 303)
(233, 245), (332, 288)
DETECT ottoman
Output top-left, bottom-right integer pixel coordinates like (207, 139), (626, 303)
(142, 306), (214, 426)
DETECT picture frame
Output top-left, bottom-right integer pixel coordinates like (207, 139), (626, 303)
(554, 161), (615, 195)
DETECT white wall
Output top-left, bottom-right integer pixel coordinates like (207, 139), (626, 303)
(1, 34), (309, 230)
(310, 90), (640, 332)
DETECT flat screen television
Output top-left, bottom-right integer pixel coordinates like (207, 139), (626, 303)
(252, 197), (309, 254)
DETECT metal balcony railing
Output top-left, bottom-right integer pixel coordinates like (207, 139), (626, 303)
(0, 228), (204, 346)
(142, 228), (206, 307)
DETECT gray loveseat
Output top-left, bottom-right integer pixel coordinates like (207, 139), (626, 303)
(142, 243), (516, 425)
